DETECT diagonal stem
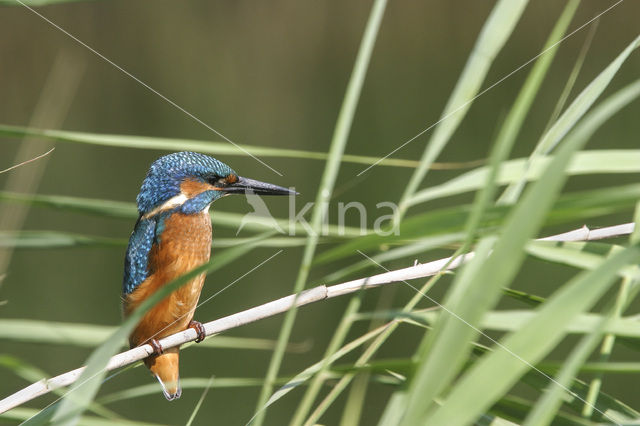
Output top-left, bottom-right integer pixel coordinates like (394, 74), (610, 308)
(251, 1), (388, 424)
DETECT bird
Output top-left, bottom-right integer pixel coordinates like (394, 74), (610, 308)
(122, 151), (295, 401)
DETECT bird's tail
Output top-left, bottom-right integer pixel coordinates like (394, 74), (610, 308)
(145, 347), (182, 401)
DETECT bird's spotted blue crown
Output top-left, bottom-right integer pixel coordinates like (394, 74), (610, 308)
(137, 151), (236, 214)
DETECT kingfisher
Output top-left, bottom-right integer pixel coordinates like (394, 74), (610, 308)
(122, 151), (295, 401)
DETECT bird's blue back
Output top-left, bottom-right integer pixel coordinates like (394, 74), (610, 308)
(123, 216), (156, 295)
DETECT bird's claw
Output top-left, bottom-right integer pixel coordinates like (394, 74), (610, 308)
(150, 338), (164, 356)
(189, 320), (206, 343)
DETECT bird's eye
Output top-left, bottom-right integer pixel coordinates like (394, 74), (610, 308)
(207, 176), (227, 187)
(207, 174), (237, 188)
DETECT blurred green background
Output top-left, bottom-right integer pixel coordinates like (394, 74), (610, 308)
(1, 1), (639, 424)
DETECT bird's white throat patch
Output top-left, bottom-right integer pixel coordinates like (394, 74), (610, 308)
(142, 193), (189, 219)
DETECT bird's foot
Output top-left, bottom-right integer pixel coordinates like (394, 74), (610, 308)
(189, 320), (206, 343)
(149, 338), (164, 355)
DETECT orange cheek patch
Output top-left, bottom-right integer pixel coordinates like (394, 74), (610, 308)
(180, 178), (215, 198)
(226, 174), (238, 184)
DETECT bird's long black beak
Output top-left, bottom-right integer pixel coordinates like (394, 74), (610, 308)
(221, 176), (298, 196)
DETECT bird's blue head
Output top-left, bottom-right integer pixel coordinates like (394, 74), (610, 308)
(136, 151), (295, 217)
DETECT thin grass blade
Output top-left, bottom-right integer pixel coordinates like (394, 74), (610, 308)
(499, 35), (640, 203)
(409, 150), (640, 207)
(252, 1), (388, 423)
(0, 124), (417, 168)
(395, 0), (529, 222)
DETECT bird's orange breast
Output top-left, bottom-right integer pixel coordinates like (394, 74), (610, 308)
(124, 210), (212, 347)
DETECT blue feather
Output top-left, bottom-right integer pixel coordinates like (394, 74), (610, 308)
(122, 216), (156, 295)
(123, 209), (182, 294)
(180, 191), (216, 215)
(124, 152), (237, 294)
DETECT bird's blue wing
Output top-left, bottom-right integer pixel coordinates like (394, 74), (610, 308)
(122, 215), (157, 295)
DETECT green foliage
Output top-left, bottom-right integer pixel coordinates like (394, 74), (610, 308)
(396, 0), (530, 223)
(253, 2), (390, 424)
(0, 0), (97, 5)
(0, 125), (419, 169)
(2, 1), (640, 425)
(0, 319), (307, 351)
